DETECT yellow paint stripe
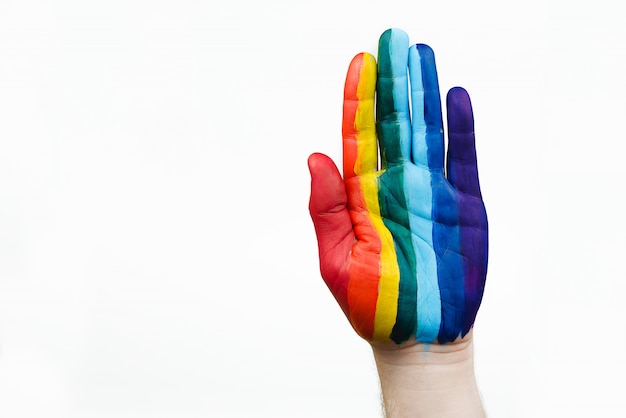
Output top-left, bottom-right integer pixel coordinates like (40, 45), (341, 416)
(353, 54), (377, 176)
(359, 173), (400, 343)
(354, 55), (400, 343)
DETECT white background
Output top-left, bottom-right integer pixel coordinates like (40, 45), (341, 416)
(0, 0), (624, 417)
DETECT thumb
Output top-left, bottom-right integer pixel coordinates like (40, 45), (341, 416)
(308, 152), (353, 312)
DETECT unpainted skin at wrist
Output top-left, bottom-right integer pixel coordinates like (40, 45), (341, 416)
(371, 330), (486, 418)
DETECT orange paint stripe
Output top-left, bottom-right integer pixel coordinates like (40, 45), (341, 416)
(344, 54), (381, 340)
(347, 181), (381, 340)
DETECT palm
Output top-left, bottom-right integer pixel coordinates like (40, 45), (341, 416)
(309, 29), (487, 345)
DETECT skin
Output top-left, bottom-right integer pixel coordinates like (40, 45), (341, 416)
(308, 28), (488, 416)
(371, 331), (485, 417)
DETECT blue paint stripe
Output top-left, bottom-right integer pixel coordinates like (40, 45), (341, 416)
(416, 44), (444, 172)
(407, 45), (440, 343)
(415, 43), (466, 342)
(433, 213), (464, 342)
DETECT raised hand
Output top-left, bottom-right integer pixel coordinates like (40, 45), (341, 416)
(308, 28), (488, 345)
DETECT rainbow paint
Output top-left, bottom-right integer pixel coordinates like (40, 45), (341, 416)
(310, 28), (488, 344)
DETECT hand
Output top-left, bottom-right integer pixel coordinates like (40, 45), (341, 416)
(308, 28), (488, 345)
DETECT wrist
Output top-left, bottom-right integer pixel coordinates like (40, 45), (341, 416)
(371, 331), (485, 418)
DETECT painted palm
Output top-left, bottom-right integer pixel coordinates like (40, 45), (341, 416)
(308, 29), (488, 344)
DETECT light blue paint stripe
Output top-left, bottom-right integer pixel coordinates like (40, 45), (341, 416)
(407, 44), (440, 342)
(389, 29), (411, 161)
(388, 29), (409, 107)
(409, 46), (428, 168)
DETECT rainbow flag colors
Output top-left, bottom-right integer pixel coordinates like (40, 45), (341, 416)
(315, 28), (488, 344)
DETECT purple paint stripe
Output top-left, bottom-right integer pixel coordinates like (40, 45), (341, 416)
(457, 193), (488, 335)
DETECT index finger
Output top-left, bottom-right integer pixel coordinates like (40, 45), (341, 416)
(342, 53), (378, 178)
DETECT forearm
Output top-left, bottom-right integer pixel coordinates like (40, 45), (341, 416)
(371, 332), (485, 418)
